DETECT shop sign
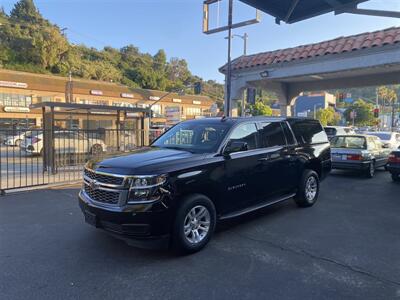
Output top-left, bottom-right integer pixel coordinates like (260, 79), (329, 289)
(172, 98), (182, 103)
(149, 96), (160, 101)
(0, 81), (28, 89)
(165, 106), (181, 126)
(127, 112), (140, 118)
(4, 107), (30, 113)
(193, 100), (202, 105)
(121, 93), (134, 99)
(90, 90), (103, 96)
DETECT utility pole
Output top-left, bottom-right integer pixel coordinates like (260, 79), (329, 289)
(68, 70), (73, 103)
(391, 96), (397, 132)
(61, 27), (68, 38)
(225, 0), (233, 117)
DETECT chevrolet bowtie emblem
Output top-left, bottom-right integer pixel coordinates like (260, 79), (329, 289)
(90, 180), (100, 191)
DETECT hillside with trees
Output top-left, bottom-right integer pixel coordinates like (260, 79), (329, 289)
(0, 0), (224, 106)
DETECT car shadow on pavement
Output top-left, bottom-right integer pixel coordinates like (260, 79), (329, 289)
(329, 168), (386, 179)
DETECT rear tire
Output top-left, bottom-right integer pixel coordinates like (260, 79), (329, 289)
(172, 194), (216, 254)
(392, 173), (400, 182)
(294, 170), (320, 208)
(365, 161), (375, 178)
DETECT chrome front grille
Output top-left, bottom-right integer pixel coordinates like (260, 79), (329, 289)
(84, 184), (120, 205)
(84, 168), (124, 186)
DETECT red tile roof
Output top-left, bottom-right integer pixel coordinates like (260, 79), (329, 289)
(221, 27), (400, 73)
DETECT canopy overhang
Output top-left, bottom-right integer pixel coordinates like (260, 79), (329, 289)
(239, 0), (368, 23)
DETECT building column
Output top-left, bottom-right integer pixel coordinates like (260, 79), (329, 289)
(280, 105), (292, 117)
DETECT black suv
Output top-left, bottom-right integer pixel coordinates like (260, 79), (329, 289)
(79, 117), (331, 253)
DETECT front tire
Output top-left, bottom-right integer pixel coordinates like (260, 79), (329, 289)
(392, 173), (400, 182)
(294, 170), (320, 208)
(172, 194), (216, 254)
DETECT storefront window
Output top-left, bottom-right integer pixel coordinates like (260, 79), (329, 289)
(186, 107), (202, 116)
(0, 118), (37, 130)
(151, 104), (162, 116)
(0, 93), (31, 107)
(38, 96), (54, 103)
(80, 99), (109, 106)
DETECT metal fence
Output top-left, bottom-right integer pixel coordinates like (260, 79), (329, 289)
(0, 128), (164, 192)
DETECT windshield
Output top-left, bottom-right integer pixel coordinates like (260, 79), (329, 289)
(152, 121), (230, 153)
(331, 136), (367, 149)
(367, 133), (391, 141)
(324, 127), (336, 136)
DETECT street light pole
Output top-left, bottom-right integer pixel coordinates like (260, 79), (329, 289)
(242, 33), (248, 56)
(225, 0), (233, 117)
(226, 33), (249, 56)
(224, 32), (248, 117)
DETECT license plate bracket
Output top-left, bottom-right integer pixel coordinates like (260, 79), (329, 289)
(84, 211), (99, 227)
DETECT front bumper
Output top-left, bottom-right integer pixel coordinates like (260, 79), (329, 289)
(332, 160), (370, 171)
(78, 190), (172, 249)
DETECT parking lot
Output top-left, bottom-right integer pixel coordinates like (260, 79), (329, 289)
(0, 170), (399, 300)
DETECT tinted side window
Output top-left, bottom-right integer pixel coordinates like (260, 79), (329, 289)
(281, 122), (295, 145)
(288, 120), (328, 145)
(229, 123), (258, 150)
(258, 122), (286, 148)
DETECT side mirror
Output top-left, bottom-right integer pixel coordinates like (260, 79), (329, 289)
(224, 140), (248, 156)
(382, 143), (390, 149)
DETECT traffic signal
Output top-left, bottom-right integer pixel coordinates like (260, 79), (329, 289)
(194, 82), (202, 95)
(374, 108), (379, 118)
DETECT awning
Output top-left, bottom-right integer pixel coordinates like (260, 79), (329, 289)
(240, 0), (368, 23)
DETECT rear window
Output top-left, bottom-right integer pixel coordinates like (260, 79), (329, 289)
(331, 136), (367, 149)
(289, 120), (328, 145)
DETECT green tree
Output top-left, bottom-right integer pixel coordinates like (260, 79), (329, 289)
(377, 86), (397, 106)
(10, 0), (42, 24)
(316, 107), (340, 126)
(250, 101), (273, 116)
(344, 99), (375, 126)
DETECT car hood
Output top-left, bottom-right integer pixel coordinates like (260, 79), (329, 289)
(87, 147), (206, 175)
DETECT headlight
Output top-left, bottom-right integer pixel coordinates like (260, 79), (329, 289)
(129, 175), (167, 189)
(127, 175), (167, 204)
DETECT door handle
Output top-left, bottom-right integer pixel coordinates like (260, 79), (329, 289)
(258, 157), (270, 162)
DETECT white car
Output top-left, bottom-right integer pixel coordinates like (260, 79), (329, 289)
(366, 132), (400, 150)
(4, 131), (30, 147)
(20, 131), (107, 156)
(324, 126), (355, 140)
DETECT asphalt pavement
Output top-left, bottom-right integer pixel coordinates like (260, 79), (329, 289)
(0, 170), (399, 300)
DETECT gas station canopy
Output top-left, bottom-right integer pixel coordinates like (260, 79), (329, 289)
(240, 0), (368, 23)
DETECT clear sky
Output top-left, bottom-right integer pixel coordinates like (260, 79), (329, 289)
(2, 0), (400, 82)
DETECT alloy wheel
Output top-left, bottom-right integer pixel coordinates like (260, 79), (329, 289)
(305, 176), (318, 202)
(183, 205), (211, 244)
